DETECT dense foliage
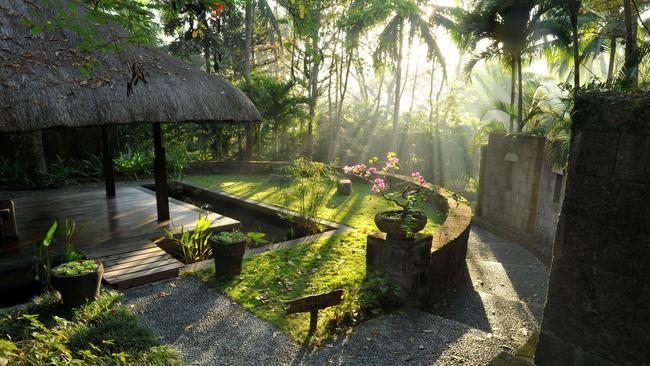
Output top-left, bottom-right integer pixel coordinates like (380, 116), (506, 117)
(0, 291), (183, 365)
(3, 0), (649, 191)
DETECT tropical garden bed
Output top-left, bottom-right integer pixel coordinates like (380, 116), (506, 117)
(183, 171), (447, 344)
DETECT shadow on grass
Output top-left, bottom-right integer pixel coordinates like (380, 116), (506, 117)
(198, 230), (367, 344)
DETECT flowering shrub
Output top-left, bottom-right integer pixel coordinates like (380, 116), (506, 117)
(344, 153), (429, 237)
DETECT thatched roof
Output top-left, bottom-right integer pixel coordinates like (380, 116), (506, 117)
(0, 0), (261, 133)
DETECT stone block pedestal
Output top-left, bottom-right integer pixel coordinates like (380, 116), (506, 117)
(366, 233), (432, 307)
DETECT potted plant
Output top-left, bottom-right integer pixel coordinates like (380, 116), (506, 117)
(51, 259), (103, 309)
(34, 219), (98, 309)
(209, 231), (247, 278)
(344, 152), (429, 240)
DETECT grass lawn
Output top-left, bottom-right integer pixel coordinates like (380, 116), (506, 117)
(183, 174), (446, 231)
(0, 291), (184, 365)
(184, 174), (447, 345)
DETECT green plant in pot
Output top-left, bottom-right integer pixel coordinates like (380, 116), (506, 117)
(344, 152), (428, 240)
(51, 259), (104, 309)
(210, 231), (267, 278)
(34, 220), (103, 309)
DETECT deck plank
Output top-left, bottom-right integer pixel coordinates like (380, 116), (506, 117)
(102, 254), (176, 272)
(103, 262), (185, 285)
(103, 257), (181, 277)
(87, 245), (160, 261)
(1, 184), (239, 290)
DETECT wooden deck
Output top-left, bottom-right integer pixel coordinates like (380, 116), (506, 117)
(0, 184), (239, 289)
(87, 237), (185, 289)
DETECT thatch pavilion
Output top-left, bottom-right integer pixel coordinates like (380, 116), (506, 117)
(0, 0), (260, 293)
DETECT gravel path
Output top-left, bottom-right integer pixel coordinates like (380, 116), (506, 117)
(123, 227), (550, 365)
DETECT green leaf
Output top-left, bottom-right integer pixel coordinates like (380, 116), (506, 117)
(247, 232), (269, 244)
(43, 220), (58, 247)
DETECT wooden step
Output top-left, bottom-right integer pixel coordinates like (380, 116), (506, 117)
(89, 238), (185, 289)
(104, 262), (184, 289)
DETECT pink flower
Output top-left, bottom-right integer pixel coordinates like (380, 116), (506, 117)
(371, 178), (385, 193)
(366, 167), (377, 175)
(412, 172), (426, 186)
(343, 164), (366, 175)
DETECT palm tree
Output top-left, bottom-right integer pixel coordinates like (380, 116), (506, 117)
(242, 73), (309, 159)
(342, 0), (448, 151)
(453, 0), (569, 133)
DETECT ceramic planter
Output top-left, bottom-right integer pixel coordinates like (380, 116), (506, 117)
(210, 238), (247, 278)
(374, 210), (427, 240)
(51, 262), (103, 309)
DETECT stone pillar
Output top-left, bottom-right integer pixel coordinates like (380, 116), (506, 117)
(536, 93), (650, 365)
(366, 233), (432, 307)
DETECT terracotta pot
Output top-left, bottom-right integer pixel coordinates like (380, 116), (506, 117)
(51, 262), (103, 309)
(374, 210), (427, 240)
(210, 238), (247, 278)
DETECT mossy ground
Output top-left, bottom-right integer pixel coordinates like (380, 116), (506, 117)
(184, 174), (446, 344)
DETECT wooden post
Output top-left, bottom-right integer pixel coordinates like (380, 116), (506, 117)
(102, 125), (116, 197)
(153, 123), (169, 221)
(309, 310), (318, 334)
(0, 200), (18, 243)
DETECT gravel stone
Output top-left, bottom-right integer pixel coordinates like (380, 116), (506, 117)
(123, 227), (550, 365)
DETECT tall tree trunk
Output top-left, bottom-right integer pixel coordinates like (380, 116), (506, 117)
(244, 0), (253, 84)
(26, 130), (48, 185)
(243, 0), (254, 159)
(607, 37), (617, 81)
(408, 60), (420, 114)
(274, 123), (279, 160)
(509, 57), (516, 133)
(623, 0), (638, 88)
(330, 50), (353, 163)
(517, 54), (523, 132)
(256, 124), (262, 157)
(428, 62), (439, 184)
(204, 45), (211, 74)
(428, 62), (436, 126)
(355, 52), (369, 100)
(237, 128), (243, 160)
(571, 0), (580, 90)
(374, 70), (385, 114)
(392, 18), (404, 150)
(306, 6), (321, 158)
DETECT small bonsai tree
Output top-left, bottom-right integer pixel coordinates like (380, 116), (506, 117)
(344, 152), (429, 238)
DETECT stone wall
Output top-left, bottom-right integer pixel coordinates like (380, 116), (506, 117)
(536, 92), (650, 365)
(476, 133), (565, 263)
